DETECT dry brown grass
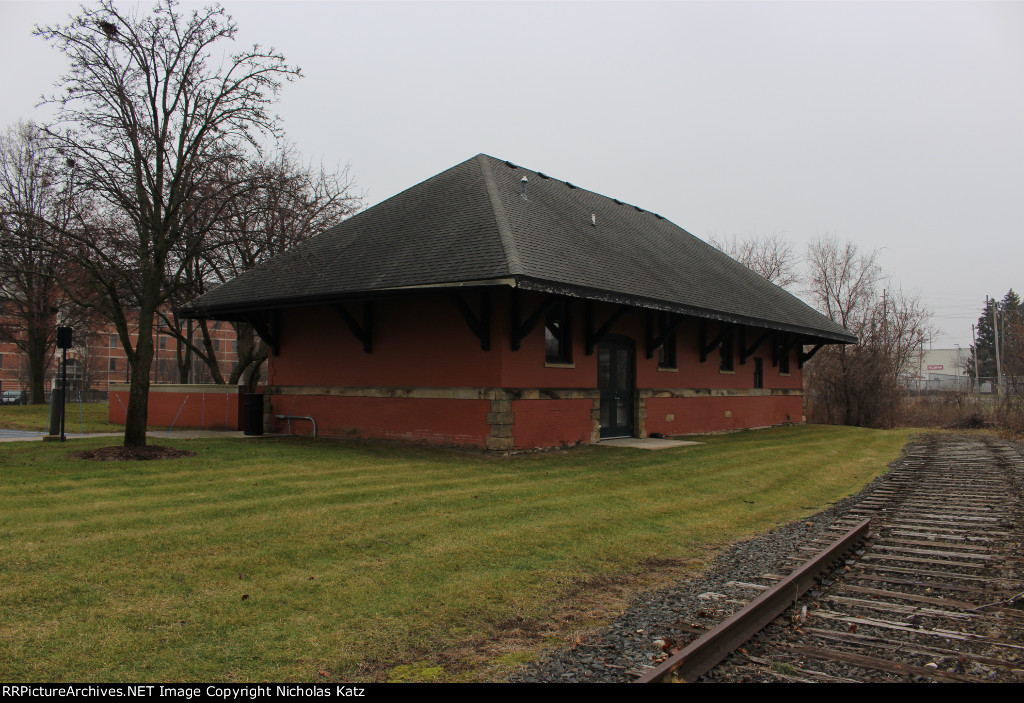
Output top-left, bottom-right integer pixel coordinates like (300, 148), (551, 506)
(900, 390), (1024, 437)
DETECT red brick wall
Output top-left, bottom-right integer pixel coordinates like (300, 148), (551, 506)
(267, 394), (491, 447)
(646, 394), (803, 436)
(498, 294), (599, 389)
(108, 385), (243, 430)
(265, 291), (807, 447)
(629, 315), (801, 391)
(107, 291), (811, 447)
(271, 295), (501, 388)
(499, 298), (802, 393)
(511, 398), (594, 449)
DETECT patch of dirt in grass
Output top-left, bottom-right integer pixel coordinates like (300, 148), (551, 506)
(70, 445), (196, 461)
(347, 555), (707, 683)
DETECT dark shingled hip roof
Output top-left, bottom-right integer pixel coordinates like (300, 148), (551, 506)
(183, 154), (856, 343)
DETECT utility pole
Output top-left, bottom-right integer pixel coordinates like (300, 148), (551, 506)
(992, 296), (1004, 394)
(971, 323), (980, 393)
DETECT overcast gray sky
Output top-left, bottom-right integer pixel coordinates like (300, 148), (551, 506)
(3, 0), (1022, 347)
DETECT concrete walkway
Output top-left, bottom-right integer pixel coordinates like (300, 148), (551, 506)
(0, 429), (48, 441)
(0, 428), (698, 449)
(0, 428), (248, 443)
(598, 436), (703, 450)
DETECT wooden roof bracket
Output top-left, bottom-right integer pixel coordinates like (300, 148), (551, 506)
(740, 329), (772, 365)
(799, 343), (825, 368)
(242, 311), (280, 357)
(510, 290), (558, 351)
(772, 332), (802, 367)
(333, 301), (374, 354)
(586, 302), (630, 355)
(645, 311), (685, 359)
(699, 319), (732, 363)
(447, 291), (491, 351)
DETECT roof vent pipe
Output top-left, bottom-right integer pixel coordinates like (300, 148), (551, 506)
(520, 176), (528, 199)
(591, 213), (596, 227)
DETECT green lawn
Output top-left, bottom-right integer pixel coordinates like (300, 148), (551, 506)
(0, 402), (119, 434)
(0, 425), (912, 682)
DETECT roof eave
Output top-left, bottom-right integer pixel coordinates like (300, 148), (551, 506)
(181, 274), (856, 345)
(513, 277), (858, 345)
(178, 277), (520, 320)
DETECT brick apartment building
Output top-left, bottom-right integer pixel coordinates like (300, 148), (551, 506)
(0, 308), (240, 399)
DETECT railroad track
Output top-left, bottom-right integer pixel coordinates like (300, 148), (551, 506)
(642, 433), (1024, 683)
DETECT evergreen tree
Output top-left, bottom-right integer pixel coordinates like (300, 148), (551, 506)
(1000, 290), (1024, 378)
(970, 290), (1022, 379)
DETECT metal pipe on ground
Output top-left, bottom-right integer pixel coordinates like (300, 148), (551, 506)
(275, 415), (318, 439)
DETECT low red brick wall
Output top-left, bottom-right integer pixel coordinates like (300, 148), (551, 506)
(266, 394), (492, 448)
(645, 394), (803, 436)
(108, 384), (244, 430)
(511, 398), (595, 449)
(108, 384), (804, 448)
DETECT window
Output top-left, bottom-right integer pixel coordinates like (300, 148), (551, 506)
(719, 330), (734, 372)
(544, 300), (572, 364)
(0, 353), (3, 369)
(753, 357), (763, 388)
(657, 312), (676, 370)
(110, 334), (118, 348)
(159, 336), (166, 351)
(778, 347), (790, 375)
(109, 358), (117, 371)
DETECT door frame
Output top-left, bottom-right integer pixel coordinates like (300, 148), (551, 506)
(597, 335), (636, 439)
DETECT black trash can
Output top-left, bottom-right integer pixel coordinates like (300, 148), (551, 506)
(243, 393), (264, 436)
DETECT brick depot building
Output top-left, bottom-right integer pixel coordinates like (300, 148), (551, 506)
(182, 155), (855, 451)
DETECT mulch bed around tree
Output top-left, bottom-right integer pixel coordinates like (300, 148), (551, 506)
(70, 445), (197, 461)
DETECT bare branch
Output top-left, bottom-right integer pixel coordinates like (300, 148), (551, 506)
(709, 232), (798, 289)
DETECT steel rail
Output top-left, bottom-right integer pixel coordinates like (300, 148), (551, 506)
(637, 517), (872, 683)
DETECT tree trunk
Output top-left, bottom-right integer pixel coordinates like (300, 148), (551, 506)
(198, 320), (225, 384)
(229, 321), (257, 385)
(124, 311), (156, 448)
(241, 339), (267, 393)
(25, 329), (50, 404)
(176, 318), (193, 383)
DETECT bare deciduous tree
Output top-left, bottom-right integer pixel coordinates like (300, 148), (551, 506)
(160, 147), (361, 390)
(709, 232), (799, 289)
(803, 236), (930, 428)
(34, 0), (301, 446)
(220, 152), (360, 391)
(0, 121), (80, 404)
(803, 236), (881, 331)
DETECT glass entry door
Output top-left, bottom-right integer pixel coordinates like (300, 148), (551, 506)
(598, 337), (635, 439)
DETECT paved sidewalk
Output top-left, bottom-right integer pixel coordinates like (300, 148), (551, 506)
(0, 429), (48, 441)
(598, 436), (703, 450)
(0, 428), (247, 443)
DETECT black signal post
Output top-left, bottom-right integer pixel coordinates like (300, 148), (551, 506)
(56, 326), (73, 442)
